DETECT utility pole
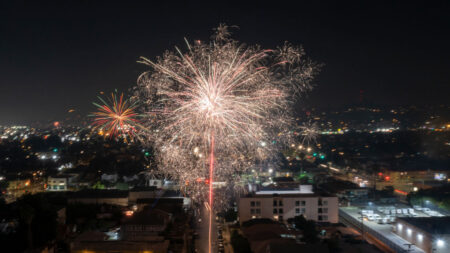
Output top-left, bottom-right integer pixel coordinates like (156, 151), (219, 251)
(360, 208), (364, 240)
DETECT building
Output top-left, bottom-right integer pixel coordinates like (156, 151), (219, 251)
(121, 208), (171, 240)
(70, 231), (169, 253)
(395, 217), (450, 253)
(128, 186), (158, 204)
(47, 176), (68, 191)
(376, 170), (449, 193)
(5, 177), (45, 202)
(68, 190), (129, 206)
(239, 186), (338, 223)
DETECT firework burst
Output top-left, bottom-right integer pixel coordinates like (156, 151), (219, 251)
(135, 24), (319, 204)
(91, 92), (142, 139)
(299, 120), (320, 147)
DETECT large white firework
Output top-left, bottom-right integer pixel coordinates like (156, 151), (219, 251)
(135, 25), (319, 205)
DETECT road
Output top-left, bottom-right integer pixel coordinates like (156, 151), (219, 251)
(195, 202), (218, 253)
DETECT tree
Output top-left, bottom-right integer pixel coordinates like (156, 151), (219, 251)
(19, 203), (35, 249)
(289, 215), (319, 243)
(230, 230), (252, 253)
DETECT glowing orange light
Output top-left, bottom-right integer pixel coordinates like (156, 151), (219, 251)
(53, 121), (60, 127)
(378, 172), (383, 176)
(385, 176), (390, 181)
(394, 189), (408, 195)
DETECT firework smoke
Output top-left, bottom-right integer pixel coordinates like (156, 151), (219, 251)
(135, 24), (319, 204)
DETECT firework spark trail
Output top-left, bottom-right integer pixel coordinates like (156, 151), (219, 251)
(299, 120), (319, 147)
(208, 132), (214, 253)
(135, 24), (319, 252)
(91, 92), (143, 140)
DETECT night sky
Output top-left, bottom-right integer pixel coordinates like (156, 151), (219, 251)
(1, 1), (450, 125)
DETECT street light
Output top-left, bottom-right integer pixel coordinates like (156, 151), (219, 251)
(417, 233), (423, 241)
(437, 239), (445, 247)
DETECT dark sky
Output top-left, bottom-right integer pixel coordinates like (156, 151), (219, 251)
(1, 0), (450, 125)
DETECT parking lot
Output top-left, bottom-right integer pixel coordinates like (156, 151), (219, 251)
(340, 206), (425, 253)
(358, 203), (446, 225)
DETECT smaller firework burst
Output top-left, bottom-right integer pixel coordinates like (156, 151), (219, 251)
(299, 120), (319, 147)
(91, 91), (141, 139)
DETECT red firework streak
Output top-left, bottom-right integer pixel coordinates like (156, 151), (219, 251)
(208, 133), (215, 253)
(91, 92), (141, 138)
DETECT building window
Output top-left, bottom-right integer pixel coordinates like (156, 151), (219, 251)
(251, 209), (255, 214)
(295, 201), (300, 206)
(279, 209), (283, 214)
(301, 208), (306, 213)
(256, 201), (261, 207)
(323, 200), (328, 206)
(256, 209), (261, 214)
(273, 200), (277, 206)
(273, 208), (278, 214)
(301, 201), (306, 206)
(323, 208), (328, 213)
(322, 215), (328, 221)
(318, 208), (323, 213)
(295, 208), (300, 214)
(279, 200), (283, 206)
(318, 198), (323, 206)
(251, 201), (255, 207)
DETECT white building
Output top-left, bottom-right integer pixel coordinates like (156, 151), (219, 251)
(47, 176), (68, 191)
(239, 186), (338, 224)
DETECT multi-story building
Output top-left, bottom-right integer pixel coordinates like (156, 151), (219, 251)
(47, 176), (68, 191)
(239, 186), (338, 223)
